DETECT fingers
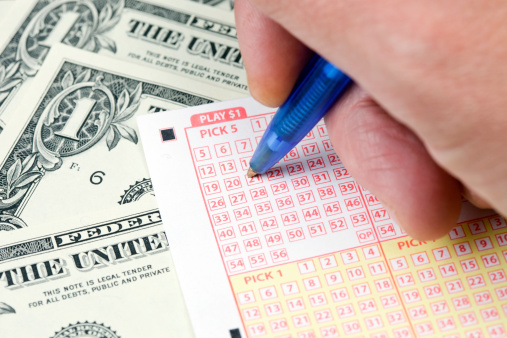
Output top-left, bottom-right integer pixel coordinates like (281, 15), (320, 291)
(325, 85), (462, 240)
(462, 185), (493, 210)
(243, 0), (383, 78)
(235, 0), (312, 107)
(243, 0), (507, 220)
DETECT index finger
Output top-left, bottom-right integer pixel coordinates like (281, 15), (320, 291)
(235, 0), (312, 107)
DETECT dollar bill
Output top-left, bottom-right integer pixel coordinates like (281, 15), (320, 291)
(0, 207), (196, 337)
(0, 0), (246, 134)
(0, 43), (243, 232)
(184, 0), (234, 11)
(0, 1), (15, 21)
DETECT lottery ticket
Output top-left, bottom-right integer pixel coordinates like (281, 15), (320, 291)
(138, 97), (507, 338)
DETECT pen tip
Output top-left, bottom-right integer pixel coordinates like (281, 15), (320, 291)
(247, 167), (258, 178)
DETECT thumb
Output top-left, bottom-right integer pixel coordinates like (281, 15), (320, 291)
(235, 0), (311, 107)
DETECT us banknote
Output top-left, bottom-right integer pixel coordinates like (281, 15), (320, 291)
(0, 207), (196, 337)
(185, 0), (234, 11)
(0, 43), (243, 232)
(0, 1), (14, 20)
(0, 0), (245, 134)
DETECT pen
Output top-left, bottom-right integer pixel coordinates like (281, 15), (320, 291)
(247, 54), (353, 178)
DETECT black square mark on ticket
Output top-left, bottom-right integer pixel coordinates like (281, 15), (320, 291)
(160, 128), (176, 142)
(229, 328), (241, 338)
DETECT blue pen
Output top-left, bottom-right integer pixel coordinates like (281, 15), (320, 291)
(247, 54), (353, 178)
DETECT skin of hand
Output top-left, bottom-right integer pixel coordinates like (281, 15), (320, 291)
(235, 0), (507, 240)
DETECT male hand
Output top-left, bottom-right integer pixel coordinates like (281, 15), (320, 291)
(235, 0), (507, 240)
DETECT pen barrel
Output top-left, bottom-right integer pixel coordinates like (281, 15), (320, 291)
(250, 55), (352, 174)
(275, 55), (352, 141)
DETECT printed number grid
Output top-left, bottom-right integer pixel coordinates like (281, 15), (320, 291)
(231, 244), (410, 338)
(185, 113), (507, 337)
(186, 113), (389, 276)
(380, 216), (507, 338)
(231, 217), (507, 337)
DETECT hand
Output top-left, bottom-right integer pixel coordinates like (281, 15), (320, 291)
(235, 0), (507, 240)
